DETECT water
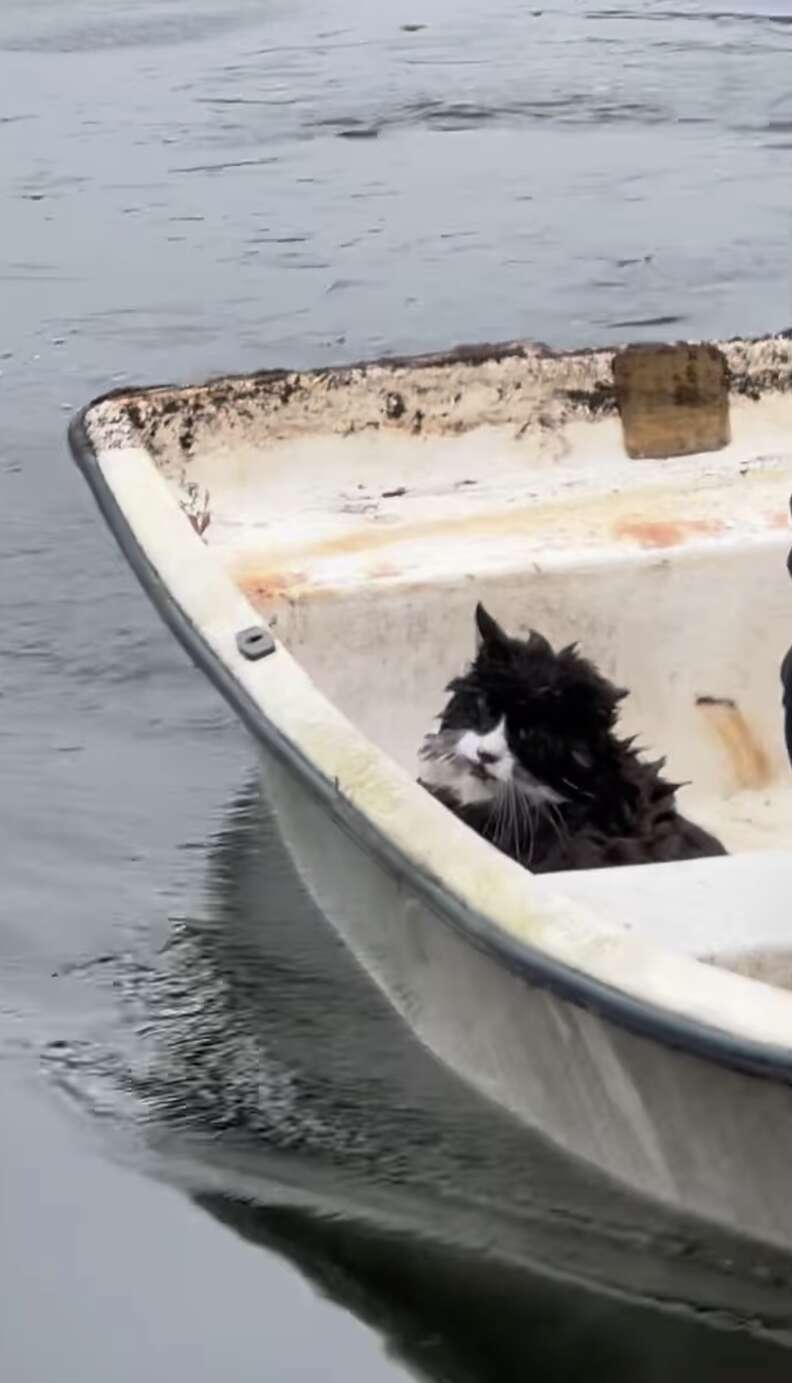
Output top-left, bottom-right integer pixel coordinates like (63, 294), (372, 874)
(2, 1), (792, 1377)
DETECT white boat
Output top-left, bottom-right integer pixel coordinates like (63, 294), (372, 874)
(70, 335), (792, 1256)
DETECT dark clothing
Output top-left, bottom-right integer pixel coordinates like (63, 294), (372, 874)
(783, 645), (792, 767)
(783, 539), (792, 764)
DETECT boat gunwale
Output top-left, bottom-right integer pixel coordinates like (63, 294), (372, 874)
(61, 327), (792, 403)
(68, 342), (792, 1091)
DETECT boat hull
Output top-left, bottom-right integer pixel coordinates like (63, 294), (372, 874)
(263, 742), (792, 1256)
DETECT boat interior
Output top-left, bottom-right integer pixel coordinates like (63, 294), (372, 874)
(101, 340), (792, 983)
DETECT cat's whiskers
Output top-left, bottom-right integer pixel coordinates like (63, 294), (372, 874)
(485, 781), (508, 846)
(502, 783), (516, 852)
(544, 797), (570, 855)
(560, 776), (595, 801)
(485, 775), (544, 863)
(512, 782), (533, 861)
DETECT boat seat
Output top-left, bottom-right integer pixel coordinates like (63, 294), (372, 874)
(548, 850), (792, 983)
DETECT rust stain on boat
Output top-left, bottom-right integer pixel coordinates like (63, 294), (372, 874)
(614, 517), (726, 548)
(696, 696), (772, 790)
(240, 570), (308, 603)
(236, 496), (733, 573)
(367, 561), (403, 580)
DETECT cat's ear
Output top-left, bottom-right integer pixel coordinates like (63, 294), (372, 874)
(475, 602), (510, 653)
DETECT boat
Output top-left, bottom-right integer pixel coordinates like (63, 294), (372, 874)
(69, 333), (792, 1255)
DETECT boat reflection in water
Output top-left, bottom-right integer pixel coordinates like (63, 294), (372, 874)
(137, 780), (792, 1379)
(196, 1190), (792, 1383)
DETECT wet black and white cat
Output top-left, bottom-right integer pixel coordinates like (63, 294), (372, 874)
(419, 603), (725, 873)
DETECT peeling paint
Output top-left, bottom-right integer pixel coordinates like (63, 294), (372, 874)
(179, 480), (211, 538)
(85, 334), (792, 486)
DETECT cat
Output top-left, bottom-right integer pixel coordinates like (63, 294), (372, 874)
(419, 603), (726, 874)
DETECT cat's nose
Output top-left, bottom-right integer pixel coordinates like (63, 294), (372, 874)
(477, 749), (499, 766)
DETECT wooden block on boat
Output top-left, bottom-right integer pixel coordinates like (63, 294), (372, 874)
(614, 342), (730, 460)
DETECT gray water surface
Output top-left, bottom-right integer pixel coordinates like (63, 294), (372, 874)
(3, 2), (792, 1379)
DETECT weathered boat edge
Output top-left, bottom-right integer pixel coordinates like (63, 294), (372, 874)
(66, 377), (792, 1093)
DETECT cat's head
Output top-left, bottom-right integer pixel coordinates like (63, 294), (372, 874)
(420, 603), (627, 809)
